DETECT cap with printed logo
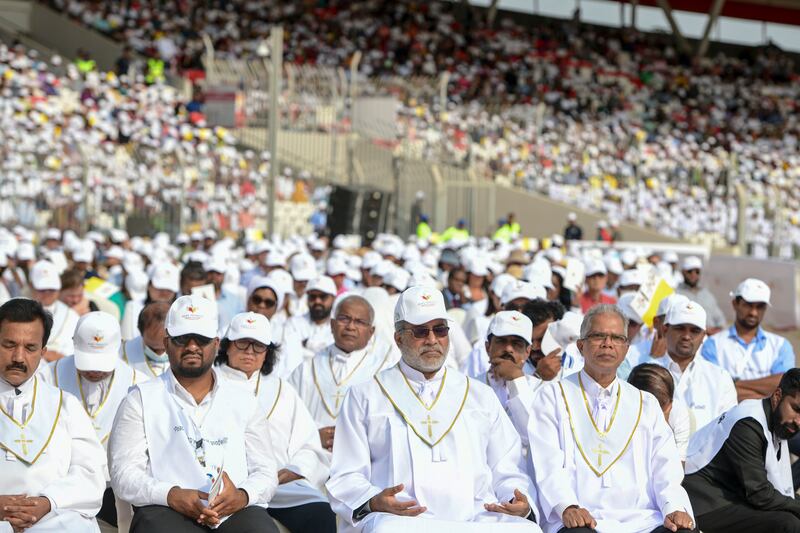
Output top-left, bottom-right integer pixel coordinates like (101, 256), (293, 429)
(73, 311), (122, 372)
(166, 295), (219, 338)
(487, 311), (532, 344)
(306, 276), (337, 297)
(666, 300), (707, 330)
(730, 278), (771, 305)
(394, 286), (451, 326)
(225, 312), (272, 346)
(30, 260), (61, 291)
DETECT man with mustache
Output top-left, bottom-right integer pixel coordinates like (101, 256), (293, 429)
(284, 276), (337, 360)
(327, 286), (539, 532)
(684, 368), (800, 533)
(701, 279), (795, 402)
(521, 304), (695, 533)
(0, 297), (106, 532)
(645, 299), (736, 436)
(479, 310), (537, 410)
(289, 295), (394, 453)
(108, 295), (280, 532)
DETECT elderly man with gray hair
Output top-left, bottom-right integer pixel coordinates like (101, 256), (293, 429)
(519, 304), (697, 533)
(289, 294), (397, 452)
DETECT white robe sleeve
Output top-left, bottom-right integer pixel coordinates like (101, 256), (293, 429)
(39, 394), (106, 518)
(283, 386), (330, 489)
(648, 396), (694, 519)
(483, 389), (537, 518)
(325, 386), (383, 526)
(108, 389), (176, 507)
(528, 383), (580, 523)
(506, 376), (540, 447)
(240, 407), (279, 506)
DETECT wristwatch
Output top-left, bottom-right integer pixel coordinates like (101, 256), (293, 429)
(352, 499), (372, 521)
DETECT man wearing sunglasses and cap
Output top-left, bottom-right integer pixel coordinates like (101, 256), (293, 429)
(327, 286), (539, 533)
(108, 295), (280, 533)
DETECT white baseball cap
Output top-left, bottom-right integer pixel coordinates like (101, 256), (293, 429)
(500, 280), (547, 305)
(105, 246), (125, 261)
(394, 285), (451, 326)
(666, 299), (707, 330)
(289, 254), (317, 281)
(487, 311), (532, 344)
(306, 275), (337, 297)
(203, 256), (226, 274)
(16, 243), (35, 261)
(467, 256), (489, 277)
(73, 311), (121, 372)
(30, 260), (61, 291)
(663, 251), (679, 264)
(620, 249), (638, 267)
(730, 278), (771, 305)
(681, 256), (703, 271)
(656, 293), (690, 318)
(166, 295), (219, 338)
(150, 264), (180, 293)
(384, 269), (410, 292)
(584, 259), (607, 277)
(618, 269), (643, 288)
(326, 257), (348, 276)
(603, 256), (624, 276)
(246, 275), (285, 309)
(225, 312), (272, 346)
(44, 228), (61, 241)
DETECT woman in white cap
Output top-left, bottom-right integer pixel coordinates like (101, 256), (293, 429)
(29, 260), (80, 361)
(216, 312), (336, 533)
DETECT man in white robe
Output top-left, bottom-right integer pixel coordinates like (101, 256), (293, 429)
(0, 297), (106, 532)
(216, 312), (336, 533)
(327, 286), (540, 533)
(290, 294), (395, 452)
(518, 303), (696, 533)
(119, 302), (171, 378)
(108, 295), (280, 532)
(45, 311), (145, 531)
(284, 276), (337, 360)
(29, 261), (79, 362)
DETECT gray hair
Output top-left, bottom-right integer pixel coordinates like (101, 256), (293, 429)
(334, 294), (375, 325)
(580, 304), (629, 339)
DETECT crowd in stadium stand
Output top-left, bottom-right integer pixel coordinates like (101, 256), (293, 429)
(0, 43), (314, 234)
(17, 1), (800, 255)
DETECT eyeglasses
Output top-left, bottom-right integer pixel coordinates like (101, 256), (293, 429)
(403, 325), (450, 339)
(684, 269), (700, 275)
(169, 334), (214, 347)
(307, 292), (330, 302)
(232, 339), (268, 353)
(583, 333), (628, 346)
(335, 315), (372, 328)
(250, 295), (277, 308)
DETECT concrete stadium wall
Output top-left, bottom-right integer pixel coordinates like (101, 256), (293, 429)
(0, 0), (30, 30)
(28, 3), (123, 70)
(493, 186), (679, 243)
(704, 255), (800, 331)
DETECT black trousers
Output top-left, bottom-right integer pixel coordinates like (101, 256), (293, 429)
(697, 503), (800, 533)
(558, 526), (706, 533)
(97, 487), (117, 527)
(131, 505), (280, 533)
(267, 502), (337, 533)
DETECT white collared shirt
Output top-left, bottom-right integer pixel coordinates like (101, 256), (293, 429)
(108, 367), (277, 508)
(647, 355), (737, 434)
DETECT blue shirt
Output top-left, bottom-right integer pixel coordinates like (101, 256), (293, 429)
(701, 325), (794, 380)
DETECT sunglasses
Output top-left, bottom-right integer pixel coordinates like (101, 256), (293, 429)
(169, 334), (214, 347)
(250, 295), (277, 308)
(403, 325), (450, 339)
(232, 339), (268, 353)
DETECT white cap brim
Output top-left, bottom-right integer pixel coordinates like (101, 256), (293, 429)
(74, 352), (116, 372)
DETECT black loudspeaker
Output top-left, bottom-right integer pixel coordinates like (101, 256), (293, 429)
(360, 190), (391, 245)
(327, 187), (359, 237)
(327, 186), (391, 245)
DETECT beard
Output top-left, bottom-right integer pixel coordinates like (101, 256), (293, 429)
(309, 304), (331, 322)
(772, 405), (799, 440)
(171, 352), (214, 378)
(401, 345), (447, 374)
